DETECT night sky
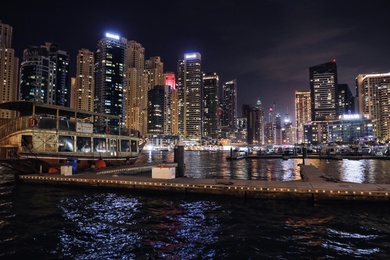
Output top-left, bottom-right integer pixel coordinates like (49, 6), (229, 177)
(2, 0), (390, 117)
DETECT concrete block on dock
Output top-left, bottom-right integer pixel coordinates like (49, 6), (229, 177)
(303, 158), (310, 165)
(61, 165), (73, 176)
(152, 165), (176, 179)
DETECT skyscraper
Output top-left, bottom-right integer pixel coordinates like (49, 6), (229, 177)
(309, 60), (338, 121)
(19, 46), (55, 104)
(336, 83), (354, 115)
(95, 33), (127, 126)
(0, 20), (18, 119)
(165, 72), (178, 135)
(221, 79), (237, 130)
(177, 52), (203, 137)
(203, 72), (219, 138)
(356, 72), (390, 141)
(41, 42), (70, 107)
(126, 40), (145, 134)
(71, 48), (94, 112)
(295, 90), (311, 144)
(147, 85), (171, 134)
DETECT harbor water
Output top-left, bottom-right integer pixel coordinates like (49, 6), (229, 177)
(1, 150), (390, 259)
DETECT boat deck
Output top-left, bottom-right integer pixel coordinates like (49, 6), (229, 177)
(16, 163), (390, 203)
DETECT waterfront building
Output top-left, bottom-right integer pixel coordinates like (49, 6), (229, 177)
(177, 52), (203, 137)
(203, 72), (219, 138)
(328, 114), (373, 144)
(19, 46), (55, 104)
(295, 90), (311, 144)
(221, 79), (238, 131)
(41, 42), (70, 107)
(165, 72), (178, 135)
(71, 48), (94, 112)
(303, 121), (330, 145)
(356, 72), (390, 141)
(310, 60), (338, 121)
(147, 85), (171, 134)
(95, 33), (127, 126)
(0, 20), (19, 119)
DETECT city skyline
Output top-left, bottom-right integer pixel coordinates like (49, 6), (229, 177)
(2, 0), (390, 115)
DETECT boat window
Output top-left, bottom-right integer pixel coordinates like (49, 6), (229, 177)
(131, 140), (137, 152)
(109, 139), (117, 156)
(94, 138), (107, 152)
(121, 139), (130, 152)
(77, 137), (91, 152)
(58, 135), (74, 152)
(21, 135), (32, 147)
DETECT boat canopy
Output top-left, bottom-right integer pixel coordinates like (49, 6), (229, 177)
(0, 101), (119, 120)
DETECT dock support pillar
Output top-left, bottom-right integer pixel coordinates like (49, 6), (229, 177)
(174, 141), (185, 177)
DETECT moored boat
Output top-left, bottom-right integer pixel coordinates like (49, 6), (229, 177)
(0, 101), (145, 174)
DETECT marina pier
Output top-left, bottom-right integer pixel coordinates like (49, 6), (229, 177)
(16, 163), (390, 203)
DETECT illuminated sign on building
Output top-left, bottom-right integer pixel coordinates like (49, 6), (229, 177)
(340, 114), (361, 120)
(184, 52), (201, 60)
(105, 33), (120, 40)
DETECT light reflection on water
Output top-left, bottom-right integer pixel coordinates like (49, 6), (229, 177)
(139, 150), (390, 183)
(1, 160), (390, 258)
(309, 158), (390, 184)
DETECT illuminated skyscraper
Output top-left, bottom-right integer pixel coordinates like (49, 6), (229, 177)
(309, 60), (338, 121)
(177, 52), (203, 137)
(295, 90), (311, 144)
(0, 20), (18, 119)
(165, 72), (178, 134)
(145, 56), (164, 89)
(126, 40), (145, 134)
(147, 85), (171, 134)
(356, 72), (390, 141)
(95, 33), (127, 126)
(221, 79), (237, 130)
(203, 72), (219, 138)
(71, 48), (94, 112)
(41, 42), (70, 107)
(19, 46), (55, 104)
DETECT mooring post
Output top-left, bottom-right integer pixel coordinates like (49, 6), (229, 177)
(174, 140), (185, 177)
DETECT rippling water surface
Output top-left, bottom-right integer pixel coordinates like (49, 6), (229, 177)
(1, 151), (390, 259)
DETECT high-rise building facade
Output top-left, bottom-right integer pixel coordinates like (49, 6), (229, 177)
(147, 85), (171, 134)
(310, 60), (338, 121)
(145, 56), (164, 89)
(295, 90), (311, 144)
(19, 46), (55, 104)
(0, 21), (18, 119)
(95, 33), (127, 126)
(71, 48), (94, 112)
(165, 72), (178, 135)
(203, 72), (219, 138)
(221, 79), (237, 130)
(356, 72), (390, 141)
(177, 52), (203, 137)
(41, 42), (70, 107)
(337, 83), (354, 116)
(126, 40), (146, 135)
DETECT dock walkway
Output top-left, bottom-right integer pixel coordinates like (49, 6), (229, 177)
(16, 163), (390, 203)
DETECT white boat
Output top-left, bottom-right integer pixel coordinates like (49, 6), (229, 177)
(0, 101), (145, 174)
